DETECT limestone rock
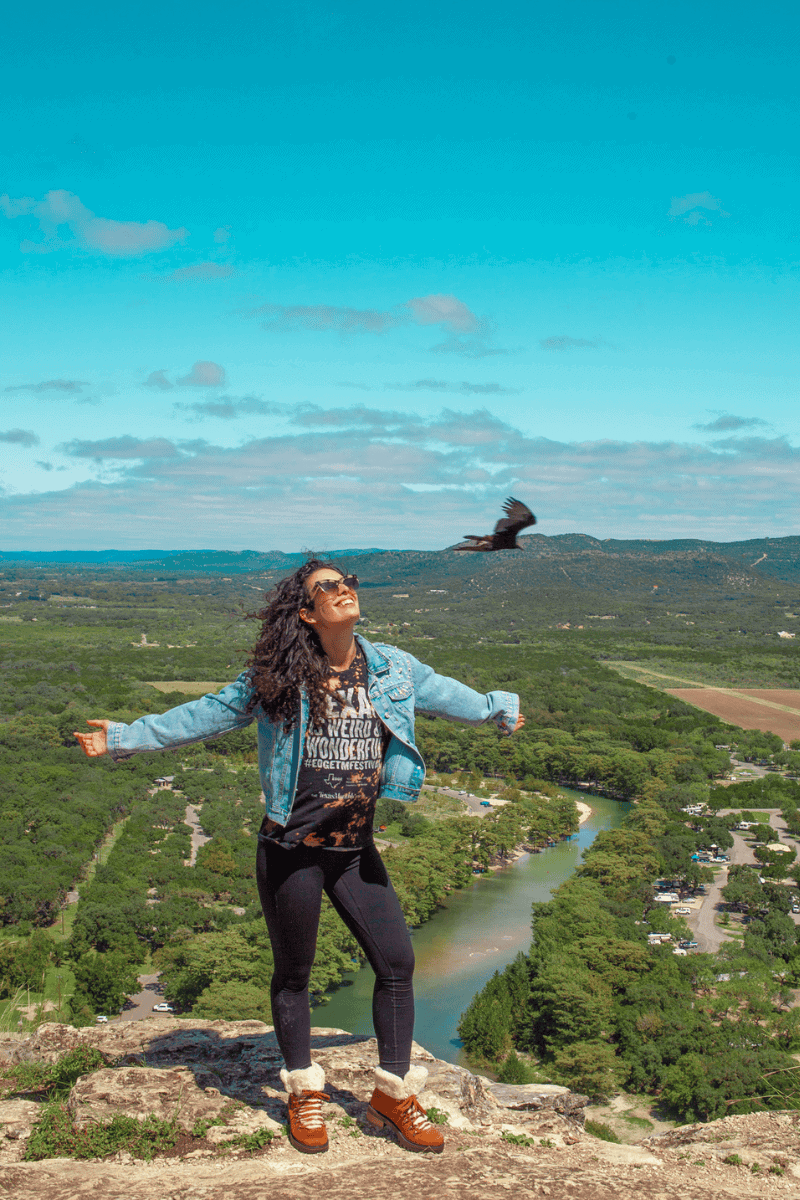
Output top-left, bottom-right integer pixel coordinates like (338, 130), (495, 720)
(68, 1065), (232, 1129)
(0, 1100), (41, 1164)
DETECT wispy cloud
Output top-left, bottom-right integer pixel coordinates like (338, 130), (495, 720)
(668, 191), (730, 227)
(143, 263), (236, 282)
(5, 379), (88, 393)
(60, 436), (184, 460)
(143, 370), (174, 391)
(694, 413), (770, 433)
(247, 292), (505, 357)
(540, 336), (603, 351)
(0, 428), (39, 447)
(174, 396), (279, 420)
(0, 190), (188, 256)
(385, 379), (521, 395)
(253, 302), (396, 334)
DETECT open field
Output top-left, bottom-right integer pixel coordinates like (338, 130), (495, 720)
(737, 689), (800, 707)
(666, 688), (800, 741)
(146, 680), (228, 694)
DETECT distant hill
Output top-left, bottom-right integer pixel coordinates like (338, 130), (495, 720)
(2, 535), (798, 591)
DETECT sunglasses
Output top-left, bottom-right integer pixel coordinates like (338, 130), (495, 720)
(308, 574), (360, 600)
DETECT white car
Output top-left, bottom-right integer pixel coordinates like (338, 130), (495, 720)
(674, 906), (692, 915)
(95, 1015), (109, 1023)
(153, 1002), (173, 1012)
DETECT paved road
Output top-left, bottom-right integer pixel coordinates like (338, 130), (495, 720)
(116, 973), (168, 1023)
(689, 807), (800, 954)
(424, 785), (496, 816)
(691, 832), (756, 954)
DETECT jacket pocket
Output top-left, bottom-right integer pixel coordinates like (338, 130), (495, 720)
(385, 682), (413, 701)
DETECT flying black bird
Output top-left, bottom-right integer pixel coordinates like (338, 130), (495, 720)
(451, 497), (536, 552)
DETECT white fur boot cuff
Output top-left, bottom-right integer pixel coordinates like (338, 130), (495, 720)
(373, 1064), (428, 1100)
(280, 1063), (326, 1095)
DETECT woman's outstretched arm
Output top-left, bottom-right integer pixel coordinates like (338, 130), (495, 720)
(72, 677), (254, 761)
(75, 719), (112, 758)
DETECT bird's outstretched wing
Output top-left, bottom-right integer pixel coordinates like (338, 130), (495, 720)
(452, 535), (492, 552)
(494, 497), (536, 537)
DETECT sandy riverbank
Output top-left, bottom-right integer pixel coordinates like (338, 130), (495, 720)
(575, 800), (593, 825)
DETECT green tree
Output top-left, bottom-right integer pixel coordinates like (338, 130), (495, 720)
(551, 1041), (620, 1101)
(71, 951), (139, 1016)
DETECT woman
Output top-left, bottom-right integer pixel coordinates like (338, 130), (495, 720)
(76, 559), (524, 1155)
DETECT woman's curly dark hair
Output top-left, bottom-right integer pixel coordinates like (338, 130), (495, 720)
(245, 559), (346, 730)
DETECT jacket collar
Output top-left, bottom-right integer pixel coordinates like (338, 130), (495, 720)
(354, 632), (391, 675)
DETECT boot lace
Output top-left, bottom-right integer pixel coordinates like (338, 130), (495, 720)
(294, 1090), (328, 1129)
(396, 1095), (432, 1132)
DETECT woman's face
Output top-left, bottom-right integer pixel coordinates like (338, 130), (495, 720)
(299, 568), (360, 632)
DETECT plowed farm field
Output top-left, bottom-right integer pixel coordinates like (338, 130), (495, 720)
(666, 689), (800, 741)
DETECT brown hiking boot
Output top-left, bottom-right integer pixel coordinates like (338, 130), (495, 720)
(366, 1065), (444, 1153)
(280, 1064), (330, 1153)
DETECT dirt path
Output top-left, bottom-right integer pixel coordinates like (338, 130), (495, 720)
(184, 803), (210, 867)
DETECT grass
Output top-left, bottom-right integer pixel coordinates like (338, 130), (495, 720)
(220, 1128), (274, 1152)
(619, 1113), (654, 1131)
(500, 1130), (537, 1147)
(425, 1107), (449, 1125)
(584, 1120), (621, 1143)
(0, 1045), (107, 1100)
(24, 1105), (181, 1161)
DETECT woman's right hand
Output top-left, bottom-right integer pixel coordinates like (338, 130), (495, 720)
(74, 719), (112, 758)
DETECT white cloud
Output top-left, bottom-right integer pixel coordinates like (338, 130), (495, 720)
(213, 226), (232, 244)
(405, 294), (479, 333)
(668, 191), (730, 226)
(177, 361), (227, 387)
(5, 409), (798, 547)
(0, 189), (188, 257)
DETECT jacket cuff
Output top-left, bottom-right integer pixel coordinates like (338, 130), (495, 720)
(106, 721), (133, 760)
(494, 691), (519, 736)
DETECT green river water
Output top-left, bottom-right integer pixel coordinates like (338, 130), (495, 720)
(314, 791), (628, 1064)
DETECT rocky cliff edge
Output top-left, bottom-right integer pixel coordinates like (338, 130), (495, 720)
(1, 1019), (799, 1199)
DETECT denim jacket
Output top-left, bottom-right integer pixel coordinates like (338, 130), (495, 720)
(107, 634), (519, 822)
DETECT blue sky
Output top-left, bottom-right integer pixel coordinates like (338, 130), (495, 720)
(1, 0), (798, 550)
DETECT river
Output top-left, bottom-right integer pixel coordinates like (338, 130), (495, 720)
(315, 791), (627, 1064)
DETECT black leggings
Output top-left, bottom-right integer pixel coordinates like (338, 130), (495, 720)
(256, 836), (415, 1076)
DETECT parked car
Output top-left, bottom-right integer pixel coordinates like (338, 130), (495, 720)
(95, 1015), (108, 1024)
(674, 906), (692, 915)
(153, 1003), (173, 1012)
(680, 940), (699, 949)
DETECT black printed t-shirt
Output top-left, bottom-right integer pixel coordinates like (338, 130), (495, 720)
(261, 647), (389, 850)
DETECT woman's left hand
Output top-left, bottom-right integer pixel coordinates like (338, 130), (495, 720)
(512, 713), (525, 733)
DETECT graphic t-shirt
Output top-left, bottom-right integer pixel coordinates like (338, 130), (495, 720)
(261, 647), (388, 849)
